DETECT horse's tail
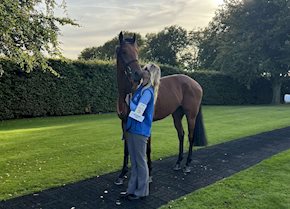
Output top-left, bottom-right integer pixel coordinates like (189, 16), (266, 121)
(193, 105), (207, 146)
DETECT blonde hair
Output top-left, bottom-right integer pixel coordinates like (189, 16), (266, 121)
(141, 63), (161, 104)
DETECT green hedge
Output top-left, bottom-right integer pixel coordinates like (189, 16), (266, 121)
(0, 58), (286, 120)
(0, 59), (117, 120)
(157, 65), (273, 104)
(188, 71), (272, 105)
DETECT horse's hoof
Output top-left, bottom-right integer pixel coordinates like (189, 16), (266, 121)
(183, 166), (191, 173)
(173, 164), (182, 171)
(149, 176), (153, 183)
(114, 178), (124, 185)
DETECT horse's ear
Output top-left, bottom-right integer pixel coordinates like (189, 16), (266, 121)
(133, 33), (136, 43)
(119, 31), (123, 44)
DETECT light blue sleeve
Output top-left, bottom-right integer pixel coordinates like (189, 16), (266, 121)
(129, 90), (152, 111)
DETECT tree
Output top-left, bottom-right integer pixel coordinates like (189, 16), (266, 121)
(193, 0), (290, 104)
(141, 25), (189, 66)
(178, 37), (199, 71)
(78, 32), (144, 60)
(190, 22), (222, 71)
(0, 0), (77, 74)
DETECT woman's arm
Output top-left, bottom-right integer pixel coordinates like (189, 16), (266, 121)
(129, 90), (152, 122)
(130, 90), (152, 111)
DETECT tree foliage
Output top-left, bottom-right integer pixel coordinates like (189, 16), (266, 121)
(193, 0), (290, 103)
(79, 26), (192, 68)
(141, 25), (189, 66)
(0, 0), (77, 74)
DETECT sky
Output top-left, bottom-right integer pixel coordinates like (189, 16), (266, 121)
(57, 0), (224, 59)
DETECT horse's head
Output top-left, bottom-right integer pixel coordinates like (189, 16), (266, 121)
(116, 32), (143, 120)
(116, 32), (143, 94)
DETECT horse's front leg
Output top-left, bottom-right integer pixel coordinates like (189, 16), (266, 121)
(147, 136), (153, 183)
(114, 139), (129, 185)
(114, 120), (129, 185)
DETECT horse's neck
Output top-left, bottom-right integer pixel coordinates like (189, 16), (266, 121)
(117, 61), (126, 91)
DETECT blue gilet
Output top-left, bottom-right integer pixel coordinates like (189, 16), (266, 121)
(126, 85), (154, 138)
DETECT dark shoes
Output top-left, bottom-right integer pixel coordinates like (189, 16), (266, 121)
(120, 192), (146, 201)
(128, 194), (140, 200)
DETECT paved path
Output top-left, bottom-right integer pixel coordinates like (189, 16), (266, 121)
(1, 126), (290, 209)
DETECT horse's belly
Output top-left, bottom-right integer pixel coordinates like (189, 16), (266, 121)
(153, 105), (176, 121)
(153, 90), (181, 121)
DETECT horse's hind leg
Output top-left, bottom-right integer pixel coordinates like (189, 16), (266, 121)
(147, 136), (153, 183)
(172, 107), (185, 171)
(184, 112), (197, 173)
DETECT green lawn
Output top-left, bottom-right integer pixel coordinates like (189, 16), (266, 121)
(160, 149), (290, 209)
(0, 105), (290, 201)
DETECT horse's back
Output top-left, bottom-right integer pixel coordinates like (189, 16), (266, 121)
(153, 74), (202, 121)
(161, 74), (202, 92)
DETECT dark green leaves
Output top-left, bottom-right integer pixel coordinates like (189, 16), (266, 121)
(0, 0), (78, 74)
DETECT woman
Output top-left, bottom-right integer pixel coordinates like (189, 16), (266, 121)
(123, 63), (161, 200)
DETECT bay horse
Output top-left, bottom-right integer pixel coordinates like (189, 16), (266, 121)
(115, 32), (207, 185)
